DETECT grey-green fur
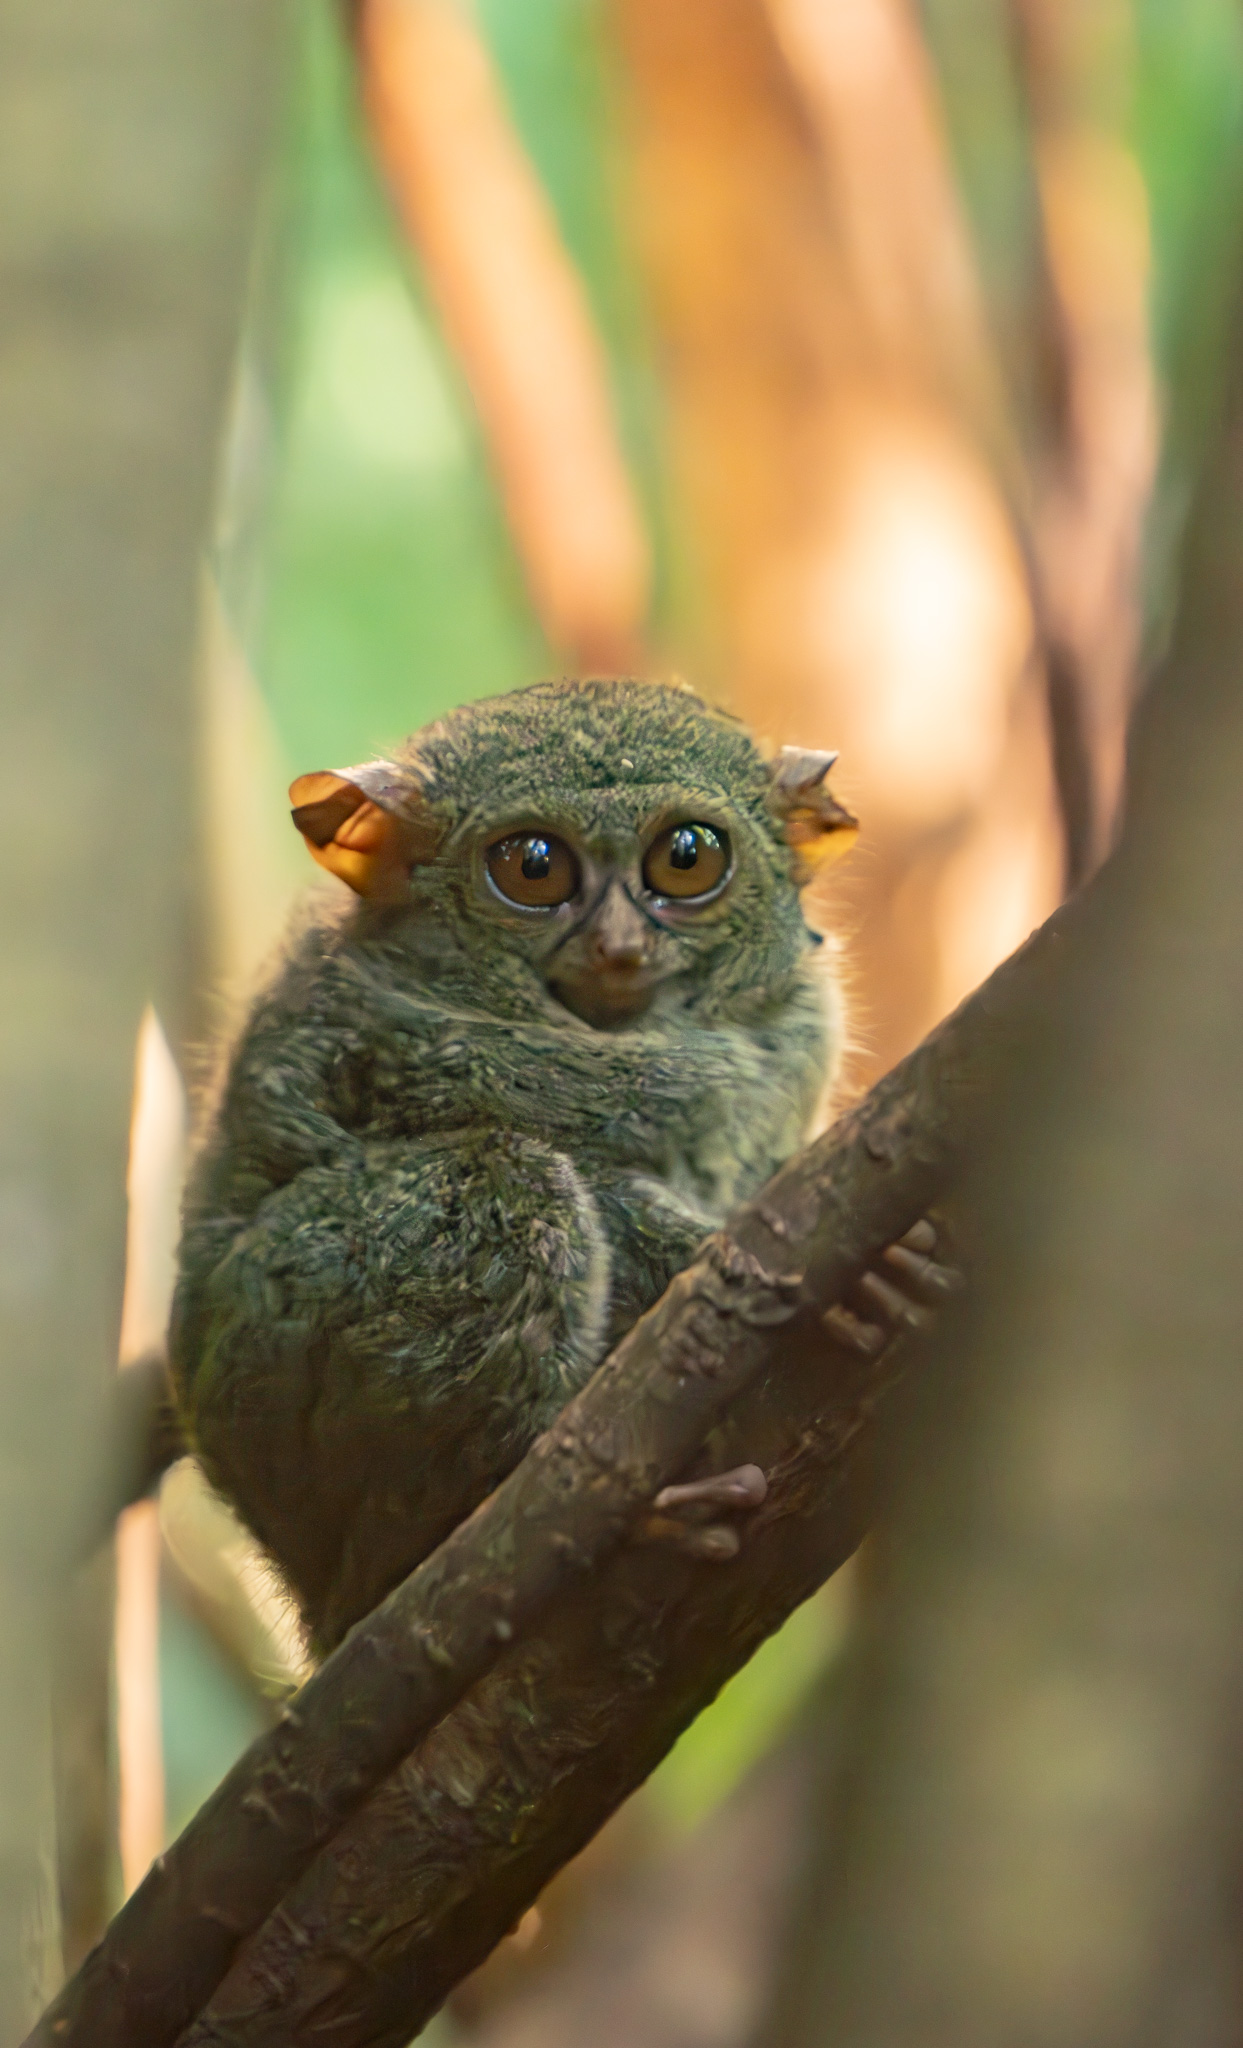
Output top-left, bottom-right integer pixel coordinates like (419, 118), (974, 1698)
(170, 679), (841, 1652)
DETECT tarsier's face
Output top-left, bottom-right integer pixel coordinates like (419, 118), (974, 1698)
(289, 679), (857, 1030)
(473, 798), (741, 1027)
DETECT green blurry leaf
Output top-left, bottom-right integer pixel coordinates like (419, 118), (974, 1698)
(644, 1572), (853, 1838)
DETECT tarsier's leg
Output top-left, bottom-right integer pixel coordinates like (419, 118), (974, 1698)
(172, 1131), (610, 1652)
(643, 1219), (962, 1561)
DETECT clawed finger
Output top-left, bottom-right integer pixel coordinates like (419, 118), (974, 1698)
(823, 1218), (960, 1360)
(653, 1463), (768, 1514)
(822, 1303), (886, 1357)
(638, 1511), (744, 1560)
(857, 1269), (934, 1331)
(639, 1460), (767, 1561)
(660, 1520), (741, 1562)
(881, 1241), (964, 1300)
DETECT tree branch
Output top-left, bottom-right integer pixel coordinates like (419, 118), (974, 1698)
(32, 897), (1075, 2048)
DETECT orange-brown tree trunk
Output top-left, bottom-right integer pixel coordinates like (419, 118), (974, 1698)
(610, 0), (1062, 1080)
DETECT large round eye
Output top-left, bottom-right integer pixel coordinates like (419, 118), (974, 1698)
(642, 822), (731, 901)
(486, 830), (580, 908)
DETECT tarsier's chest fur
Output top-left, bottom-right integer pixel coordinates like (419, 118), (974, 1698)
(171, 681), (847, 1653)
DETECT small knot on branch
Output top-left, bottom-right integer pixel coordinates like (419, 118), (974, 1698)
(698, 1230), (806, 1325)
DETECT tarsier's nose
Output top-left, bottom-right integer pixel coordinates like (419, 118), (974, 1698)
(586, 883), (652, 971)
(549, 879), (660, 1027)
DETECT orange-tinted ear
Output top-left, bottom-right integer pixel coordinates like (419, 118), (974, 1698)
(768, 747), (859, 882)
(289, 760), (443, 901)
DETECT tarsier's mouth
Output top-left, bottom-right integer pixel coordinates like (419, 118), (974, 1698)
(547, 963), (662, 1030)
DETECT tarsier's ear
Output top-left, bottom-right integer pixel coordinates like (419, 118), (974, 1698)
(289, 760), (444, 901)
(767, 747), (859, 882)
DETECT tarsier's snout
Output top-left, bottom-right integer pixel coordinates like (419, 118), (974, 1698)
(583, 883), (654, 970)
(548, 880), (671, 1029)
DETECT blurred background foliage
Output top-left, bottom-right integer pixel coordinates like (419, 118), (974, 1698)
(79, 0), (1243, 2037)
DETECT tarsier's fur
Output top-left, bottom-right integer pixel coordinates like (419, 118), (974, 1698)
(171, 680), (842, 1652)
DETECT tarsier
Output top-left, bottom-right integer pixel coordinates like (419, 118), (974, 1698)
(171, 679), (951, 1655)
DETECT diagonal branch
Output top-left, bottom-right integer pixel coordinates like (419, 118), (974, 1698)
(32, 893), (1077, 2048)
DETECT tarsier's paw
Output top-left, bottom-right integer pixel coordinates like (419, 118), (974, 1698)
(638, 1223), (960, 1564)
(822, 1216), (963, 1358)
(640, 1463), (768, 1563)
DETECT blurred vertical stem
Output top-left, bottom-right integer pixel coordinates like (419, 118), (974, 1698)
(924, 0), (1157, 883)
(115, 1013), (188, 1901)
(355, 0), (651, 671)
(49, 1559), (115, 1977)
(762, 251), (1243, 2048)
(1010, 0), (1156, 880)
(0, 0), (288, 2026)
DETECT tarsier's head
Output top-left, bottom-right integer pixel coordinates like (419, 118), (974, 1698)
(289, 679), (856, 1029)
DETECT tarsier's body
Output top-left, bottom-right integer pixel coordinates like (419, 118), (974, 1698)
(171, 681), (857, 1652)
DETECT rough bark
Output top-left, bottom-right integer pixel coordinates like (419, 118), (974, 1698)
(33, 889), (1074, 2048)
(759, 268), (1243, 2048)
